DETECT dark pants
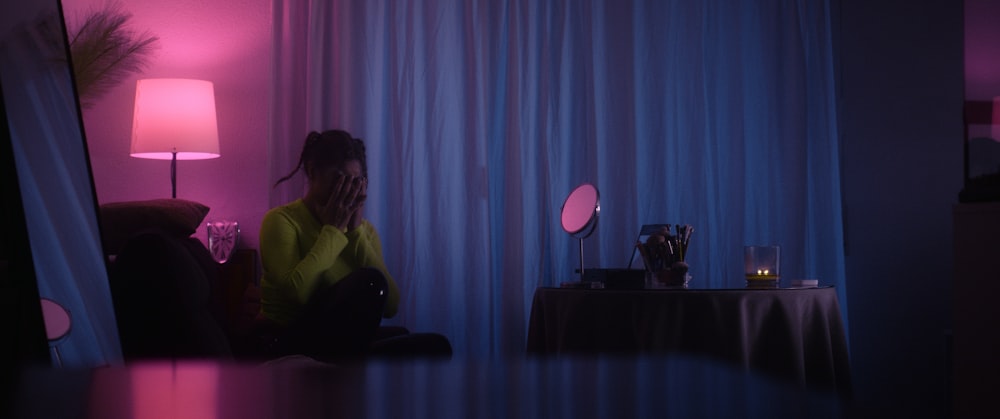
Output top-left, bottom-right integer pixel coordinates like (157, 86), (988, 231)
(276, 267), (388, 361)
(274, 268), (454, 362)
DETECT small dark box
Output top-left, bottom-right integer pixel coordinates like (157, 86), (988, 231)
(582, 268), (645, 289)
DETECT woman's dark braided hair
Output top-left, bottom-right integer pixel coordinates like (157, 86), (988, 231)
(274, 130), (368, 187)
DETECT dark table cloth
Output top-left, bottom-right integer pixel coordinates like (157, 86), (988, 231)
(526, 286), (851, 395)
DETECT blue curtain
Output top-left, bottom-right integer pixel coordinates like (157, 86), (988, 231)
(270, 0), (846, 358)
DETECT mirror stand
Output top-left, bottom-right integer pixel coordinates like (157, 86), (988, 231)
(561, 183), (600, 285)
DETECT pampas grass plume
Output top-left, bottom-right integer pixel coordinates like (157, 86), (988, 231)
(67, 2), (158, 108)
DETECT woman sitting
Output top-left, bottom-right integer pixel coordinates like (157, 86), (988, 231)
(260, 129), (450, 362)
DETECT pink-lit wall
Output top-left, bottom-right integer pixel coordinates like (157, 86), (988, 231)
(62, 0), (271, 251)
(966, 0), (1000, 99)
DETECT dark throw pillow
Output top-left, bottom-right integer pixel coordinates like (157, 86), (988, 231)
(99, 198), (210, 254)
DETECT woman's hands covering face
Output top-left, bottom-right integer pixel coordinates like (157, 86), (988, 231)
(347, 176), (367, 230)
(318, 172), (367, 231)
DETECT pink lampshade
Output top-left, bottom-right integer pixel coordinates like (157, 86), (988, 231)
(130, 78), (220, 160)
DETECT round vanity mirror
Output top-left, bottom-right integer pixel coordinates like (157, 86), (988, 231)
(561, 183), (600, 282)
(561, 183), (600, 238)
(40, 298), (71, 341)
(40, 298), (72, 366)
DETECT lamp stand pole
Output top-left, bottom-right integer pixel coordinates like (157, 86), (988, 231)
(170, 150), (177, 199)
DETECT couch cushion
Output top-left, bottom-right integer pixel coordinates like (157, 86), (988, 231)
(99, 198), (209, 254)
(109, 231), (232, 359)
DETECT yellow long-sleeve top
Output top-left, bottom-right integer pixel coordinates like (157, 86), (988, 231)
(259, 199), (400, 326)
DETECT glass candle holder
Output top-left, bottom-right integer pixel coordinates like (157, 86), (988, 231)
(744, 245), (780, 287)
(207, 220), (240, 263)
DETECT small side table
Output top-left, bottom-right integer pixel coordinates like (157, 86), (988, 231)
(215, 248), (259, 335)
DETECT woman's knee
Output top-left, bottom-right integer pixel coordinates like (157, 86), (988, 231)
(346, 267), (387, 297)
(319, 268), (387, 311)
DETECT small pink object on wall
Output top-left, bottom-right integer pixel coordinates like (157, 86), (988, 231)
(992, 96), (1000, 141)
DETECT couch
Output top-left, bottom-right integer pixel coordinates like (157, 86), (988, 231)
(101, 198), (256, 360)
(101, 198), (451, 362)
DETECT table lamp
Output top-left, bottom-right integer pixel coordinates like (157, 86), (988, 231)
(130, 78), (220, 198)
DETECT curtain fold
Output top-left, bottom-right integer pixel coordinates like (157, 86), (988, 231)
(270, 0), (846, 358)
